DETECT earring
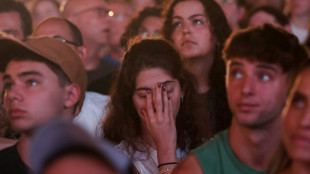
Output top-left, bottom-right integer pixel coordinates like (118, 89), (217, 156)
(181, 95), (184, 103)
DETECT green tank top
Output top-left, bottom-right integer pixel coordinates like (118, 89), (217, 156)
(193, 130), (266, 174)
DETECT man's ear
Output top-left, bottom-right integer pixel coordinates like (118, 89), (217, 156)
(76, 46), (88, 65)
(64, 83), (81, 109)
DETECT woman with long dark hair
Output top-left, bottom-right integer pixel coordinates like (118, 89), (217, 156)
(162, 0), (232, 134)
(103, 39), (209, 174)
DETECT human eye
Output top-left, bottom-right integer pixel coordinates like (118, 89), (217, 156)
(26, 79), (38, 87)
(192, 16), (208, 26)
(99, 8), (109, 16)
(136, 91), (147, 99)
(165, 84), (174, 94)
(172, 20), (182, 29)
(92, 7), (108, 17)
(193, 19), (203, 25)
(167, 88), (174, 94)
(257, 72), (272, 81)
(291, 94), (306, 109)
(138, 94), (146, 99)
(230, 69), (243, 79)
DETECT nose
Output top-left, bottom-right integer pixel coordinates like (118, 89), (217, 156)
(182, 22), (192, 35)
(241, 76), (255, 97)
(4, 85), (23, 104)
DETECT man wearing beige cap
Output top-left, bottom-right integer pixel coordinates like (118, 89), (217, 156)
(0, 36), (87, 174)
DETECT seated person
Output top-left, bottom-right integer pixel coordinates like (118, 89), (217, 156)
(268, 60), (310, 174)
(172, 24), (308, 174)
(0, 36), (87, 174)
(103, 39), (210, 174)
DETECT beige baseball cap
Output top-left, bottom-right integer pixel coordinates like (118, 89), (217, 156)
(0, 36), (87, 112)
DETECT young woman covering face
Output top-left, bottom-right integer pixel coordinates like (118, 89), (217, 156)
(103, 39), (209, 174)
(162, 0), (232, 134)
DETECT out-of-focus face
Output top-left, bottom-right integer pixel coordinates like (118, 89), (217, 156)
(64, 0), (111, 47)
(282, 67), (310, 162)
(215, 0), (244, 30)
(248, 11), (278, 27)
(290, 0), (310, 16)
(108, 2), (133, 46)
(132, 68), (182, 122)
(245, 0), (284, 10)
(171, 0), (214, 59)
(32, 0), (61, 27)
(0, 11), (24, 40)
(131, 0), (156, 10)
(138, 16), (162, 38)
(3, 61), (67, 134)
(226, 58), (289, 128)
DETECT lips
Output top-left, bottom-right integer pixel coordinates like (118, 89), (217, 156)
(8, 108), (26, 118)
(236, 102), (259, 112)
(292, 134), (310, 147)
(181, 40), (196, 47)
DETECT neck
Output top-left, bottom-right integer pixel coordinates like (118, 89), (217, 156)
(228, 117), (282, 171)
(230, 21), (240, 31)
(287, 161), (310, 174)
(108, 45), (124, 63)
(291, 14), (310, 29)
(183, 55), (213, 93)
(84, 41), (108, 71)
(17, 133), (31, 167)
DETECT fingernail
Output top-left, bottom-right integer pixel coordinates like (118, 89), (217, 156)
(157, 82), (161, 88)
(147, 89), (151, 94)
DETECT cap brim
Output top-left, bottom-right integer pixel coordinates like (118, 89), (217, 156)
(0, 37), (39, 72)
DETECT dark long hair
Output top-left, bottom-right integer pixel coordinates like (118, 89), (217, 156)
(103, 39), (210, 155)
(162, 0), (232, 133)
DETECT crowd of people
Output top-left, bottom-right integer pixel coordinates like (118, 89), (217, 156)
(0, 0), (309, 174)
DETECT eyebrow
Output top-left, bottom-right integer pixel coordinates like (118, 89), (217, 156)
(173, 14), (206, 20)
(135, 80), (175, 91)
(229, 61), (279, 73)
(229, 61), (243, 67)
(256, 64), (279, 73)
(3, 71), (43, 81)
(293, 91), (306, 101)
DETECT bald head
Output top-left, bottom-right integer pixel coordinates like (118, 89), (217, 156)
(32, 17), (88, 66)
(60, 0), (111, 51)
(33, 17), (74, 41)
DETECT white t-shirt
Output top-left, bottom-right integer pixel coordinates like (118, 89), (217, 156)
(74, 91), (109, 137)
(290, 23), (309, 44)
(117, 141), (187, 174)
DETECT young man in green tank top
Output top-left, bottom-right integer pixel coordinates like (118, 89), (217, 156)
(173, 24), (308, 174)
